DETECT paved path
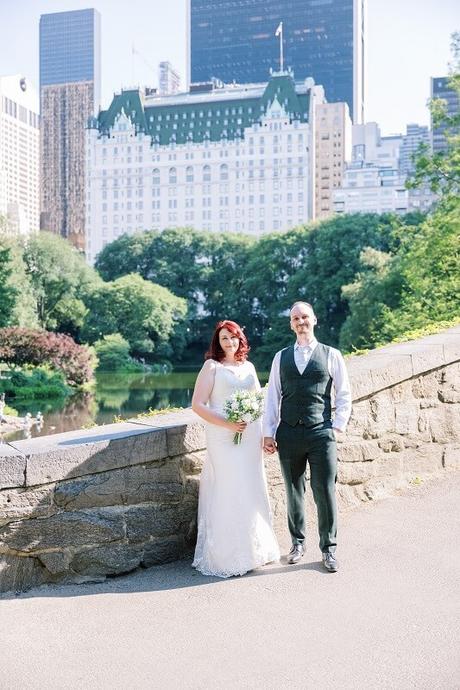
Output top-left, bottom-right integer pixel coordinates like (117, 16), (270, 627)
(2, 473), (460, 690)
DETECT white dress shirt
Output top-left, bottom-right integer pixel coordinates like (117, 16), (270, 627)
(263, 338), (352, 437)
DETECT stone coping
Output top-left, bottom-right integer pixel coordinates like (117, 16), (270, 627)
(1, 326), (459, 487)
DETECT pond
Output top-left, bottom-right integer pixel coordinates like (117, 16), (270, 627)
(1, 369), (268, 443)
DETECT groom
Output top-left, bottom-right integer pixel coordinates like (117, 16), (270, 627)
(263, 301), (351, 572)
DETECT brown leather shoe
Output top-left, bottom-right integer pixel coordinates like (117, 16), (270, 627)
(287, 544), (304, 564)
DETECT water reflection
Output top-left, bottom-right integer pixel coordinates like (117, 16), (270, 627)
(1, 370), (268, 442)
(2, 371), (198, 442)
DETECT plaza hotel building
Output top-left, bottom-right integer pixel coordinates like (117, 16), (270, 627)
(85, 73), (325, 264)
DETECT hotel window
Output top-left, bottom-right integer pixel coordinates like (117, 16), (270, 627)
(169, 167), (177, 184)
(186, 166), (194, 183)
(203, 165), (211, 182)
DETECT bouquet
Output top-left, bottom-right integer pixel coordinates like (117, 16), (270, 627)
(223, 389), (265, 445)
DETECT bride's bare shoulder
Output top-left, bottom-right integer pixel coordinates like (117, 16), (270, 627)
(201, 358), (218, 372)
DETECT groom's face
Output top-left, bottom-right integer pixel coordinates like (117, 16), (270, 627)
(290, 304), (317, 340)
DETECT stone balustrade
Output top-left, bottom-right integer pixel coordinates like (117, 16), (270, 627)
(1, 326), (459, 593)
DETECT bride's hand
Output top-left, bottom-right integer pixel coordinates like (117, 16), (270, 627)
(226, 420), (247, 433)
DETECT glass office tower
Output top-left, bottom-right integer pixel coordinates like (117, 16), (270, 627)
(39, 9), (101, 250)
(431, 76), (460, 154)
(190, 0), (364, 123)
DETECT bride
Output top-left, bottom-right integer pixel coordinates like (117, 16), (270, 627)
(191, 320), (280, 578)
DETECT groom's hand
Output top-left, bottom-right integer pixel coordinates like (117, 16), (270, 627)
(263, 437), (277, 454)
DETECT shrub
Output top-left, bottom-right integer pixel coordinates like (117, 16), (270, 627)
(94, 334), (144, 372)
(0, 327), (95, 386)
(0, 365), (70, 399)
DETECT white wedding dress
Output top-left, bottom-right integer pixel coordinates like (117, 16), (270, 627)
(192, 360), (280, 578)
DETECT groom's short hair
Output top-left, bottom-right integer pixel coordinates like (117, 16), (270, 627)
(290, 301), (315, 314)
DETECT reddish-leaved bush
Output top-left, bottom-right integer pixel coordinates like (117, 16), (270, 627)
(0, 328), (95, 386)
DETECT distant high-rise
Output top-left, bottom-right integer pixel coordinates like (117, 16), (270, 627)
(39, 8), (101, 251)
(158, 61), (180, 96)
(400, 123), (429, 176)
(315, 102), (352, 220)
(0, 75), (40, 235)
(431, 76), (459, 154)
(190, 0), (365, 122)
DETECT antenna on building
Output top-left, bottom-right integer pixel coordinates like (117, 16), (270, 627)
(132, 43), (156, 86)
(275, 21), (284, 72)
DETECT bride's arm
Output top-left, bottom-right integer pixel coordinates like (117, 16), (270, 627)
(191, 360), (246, 432)
(249, 361), (261, 391)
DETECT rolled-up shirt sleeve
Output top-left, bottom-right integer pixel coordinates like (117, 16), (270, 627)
(263, 351), (282, 438)
(329, 348), (352, 432)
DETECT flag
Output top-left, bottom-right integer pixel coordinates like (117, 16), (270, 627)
(275, 21), (283, 37)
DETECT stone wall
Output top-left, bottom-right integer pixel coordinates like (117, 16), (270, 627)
(1, 326), (459, 593)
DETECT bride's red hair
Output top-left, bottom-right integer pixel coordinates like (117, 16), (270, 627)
(205, 320), (250, 362)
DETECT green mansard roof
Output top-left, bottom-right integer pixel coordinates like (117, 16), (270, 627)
(95, 74), (311, 145)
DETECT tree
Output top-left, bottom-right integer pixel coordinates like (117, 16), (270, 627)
(408, 32), (460, 196)
(81, 273), (188, 359)
(283, 214), (400, 345)
(0, 235), (38, 328)
(94, 231), (154, 281)
(22, 232), (101, 333)
(340, 196), (460, 351)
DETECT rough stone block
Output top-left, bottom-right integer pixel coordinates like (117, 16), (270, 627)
(371, 455), (404, 479)
(125, 504), (182, 542)
(402, 447), (443, 475)
(438, 388), (460, 404)
(419, 398), (440, 409)
(338, 461), (374, 486)
(427, 407), (460, 444)
(443, 445), (460, 469)
(370, 354), (413, 394)
(53, 461), (183, 511)
(0, 446), (26, 490)
(362, 476), (408, 502)
(377, 436), (405, 453)
(38, 550), (72, 575)
(412, 372), (440, 400)
(0, 486), (55, 526)
(443, 335), (460, 363)
(338, 441), (381, 463)
(166, 422), (206, 457)
(394, 404), (419, 435)
(390, 379), (415, 404)
(70, 544), (143, 577)
(336, 483), (367, 510)
(184, 475), (200, 500)
(179, 451), (206, 475)
(367, 395), (396, 437)
(338, 443), (364, 463)
(0, 554), (47, 594)
(142, 536), (186, 567)
(0, 508), (125, 553)
(8, 423), (169, 487)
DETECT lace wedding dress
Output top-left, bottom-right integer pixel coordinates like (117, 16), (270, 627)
(192, 360), (280, 577)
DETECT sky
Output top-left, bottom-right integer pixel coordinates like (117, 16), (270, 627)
(0, 0), (458, 135)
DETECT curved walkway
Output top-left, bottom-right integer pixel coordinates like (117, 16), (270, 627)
(2, 473), (460, 690)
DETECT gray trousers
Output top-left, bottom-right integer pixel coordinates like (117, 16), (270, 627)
(276, 421), (338, 553)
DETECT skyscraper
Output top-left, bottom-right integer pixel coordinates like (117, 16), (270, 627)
(190, 0), (365, 122)
(39, 8), (101, 251)
(431, 76), (459, 154)
(400, 123), (430, 176)
(0, 75), (40, 235)
(159, 62), (181, 96)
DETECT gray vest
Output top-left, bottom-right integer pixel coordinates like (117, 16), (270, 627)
(280, 343), (332, 428)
